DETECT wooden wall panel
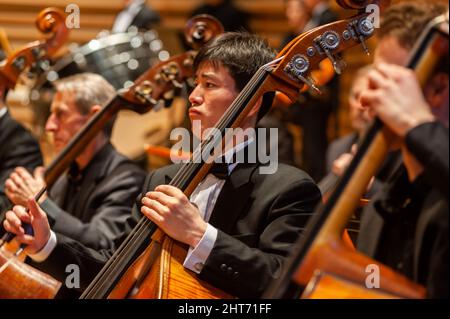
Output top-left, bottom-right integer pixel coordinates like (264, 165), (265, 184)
(1, 0), (378, 146)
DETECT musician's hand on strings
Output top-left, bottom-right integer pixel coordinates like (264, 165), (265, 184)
(360, 63), (435, 137)
(5, 166), (46, 206)
(3, 199), (50, 254)
(141, 185), (207, 248)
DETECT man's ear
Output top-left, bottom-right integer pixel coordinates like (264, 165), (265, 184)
(89, 104), (102, 115)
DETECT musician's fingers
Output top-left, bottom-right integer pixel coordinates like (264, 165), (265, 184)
(141, 205), (164, 224)
(4, 211), (25, 235)
(142, 196), (170, 217)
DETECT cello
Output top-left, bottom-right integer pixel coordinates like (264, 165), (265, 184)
(0, 7), (69, 299)
(80, 2), (381, 299)
(264, 7), (448, 299)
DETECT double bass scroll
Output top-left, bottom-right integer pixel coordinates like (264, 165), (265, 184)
(0, 8), (68, 89)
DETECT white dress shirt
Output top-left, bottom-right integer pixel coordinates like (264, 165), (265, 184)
(182, 144), (246, 273)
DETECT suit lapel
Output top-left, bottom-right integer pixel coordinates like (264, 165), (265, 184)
(49, 176), (70, 207)
(70, 143), (114, 218)
(209, 163), (256, 234)
(413, 191), (446, 280)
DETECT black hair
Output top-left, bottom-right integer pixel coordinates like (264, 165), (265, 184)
(193, 32), (277, 121)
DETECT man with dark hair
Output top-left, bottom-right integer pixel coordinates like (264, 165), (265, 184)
(4, 73), (145, 253)
(4, 33), (321, 298)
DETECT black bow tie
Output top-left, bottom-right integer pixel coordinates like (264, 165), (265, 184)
(209, 162), (229, 179)
(67, 162), (83, 183)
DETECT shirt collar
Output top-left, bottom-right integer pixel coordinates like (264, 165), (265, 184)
(217, 136), (255, 175)
(222, 137), (254, 162)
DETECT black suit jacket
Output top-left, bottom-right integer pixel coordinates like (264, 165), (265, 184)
(358, 122), (448, 298)
(37, 161), (321, 298)
(0, 110), (43, 214)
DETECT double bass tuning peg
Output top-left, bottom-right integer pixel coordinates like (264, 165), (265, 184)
(134, 81), (158, 106)
(314, 31), (346, 75)
(28, 59), (51, 78)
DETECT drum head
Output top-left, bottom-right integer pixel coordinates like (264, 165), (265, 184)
(34, 29), (169, 90)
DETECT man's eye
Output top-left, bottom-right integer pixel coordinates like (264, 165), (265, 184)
(205, 82), (216, 88)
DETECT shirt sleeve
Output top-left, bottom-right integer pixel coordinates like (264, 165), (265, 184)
(28, 230), (57, 262)
(183, 223), (218, 274)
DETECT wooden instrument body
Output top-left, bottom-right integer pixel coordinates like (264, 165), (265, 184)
(0, 246), (61, 298)
(301, 271), (400, 299)
(109, 235), (232, 299)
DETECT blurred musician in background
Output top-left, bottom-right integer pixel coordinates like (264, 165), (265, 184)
(356, 1), (449, 298)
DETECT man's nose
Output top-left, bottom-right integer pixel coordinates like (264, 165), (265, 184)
(188, 86), (203, 106)
(45, 114), (58, 133)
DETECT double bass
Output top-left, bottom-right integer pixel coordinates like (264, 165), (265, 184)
(80, 1), (381, 299)
(264, 7), (448, 299)
(0, 7), (69, 299)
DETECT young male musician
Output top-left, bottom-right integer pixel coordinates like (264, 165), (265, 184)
(4, 33), (321, 298)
